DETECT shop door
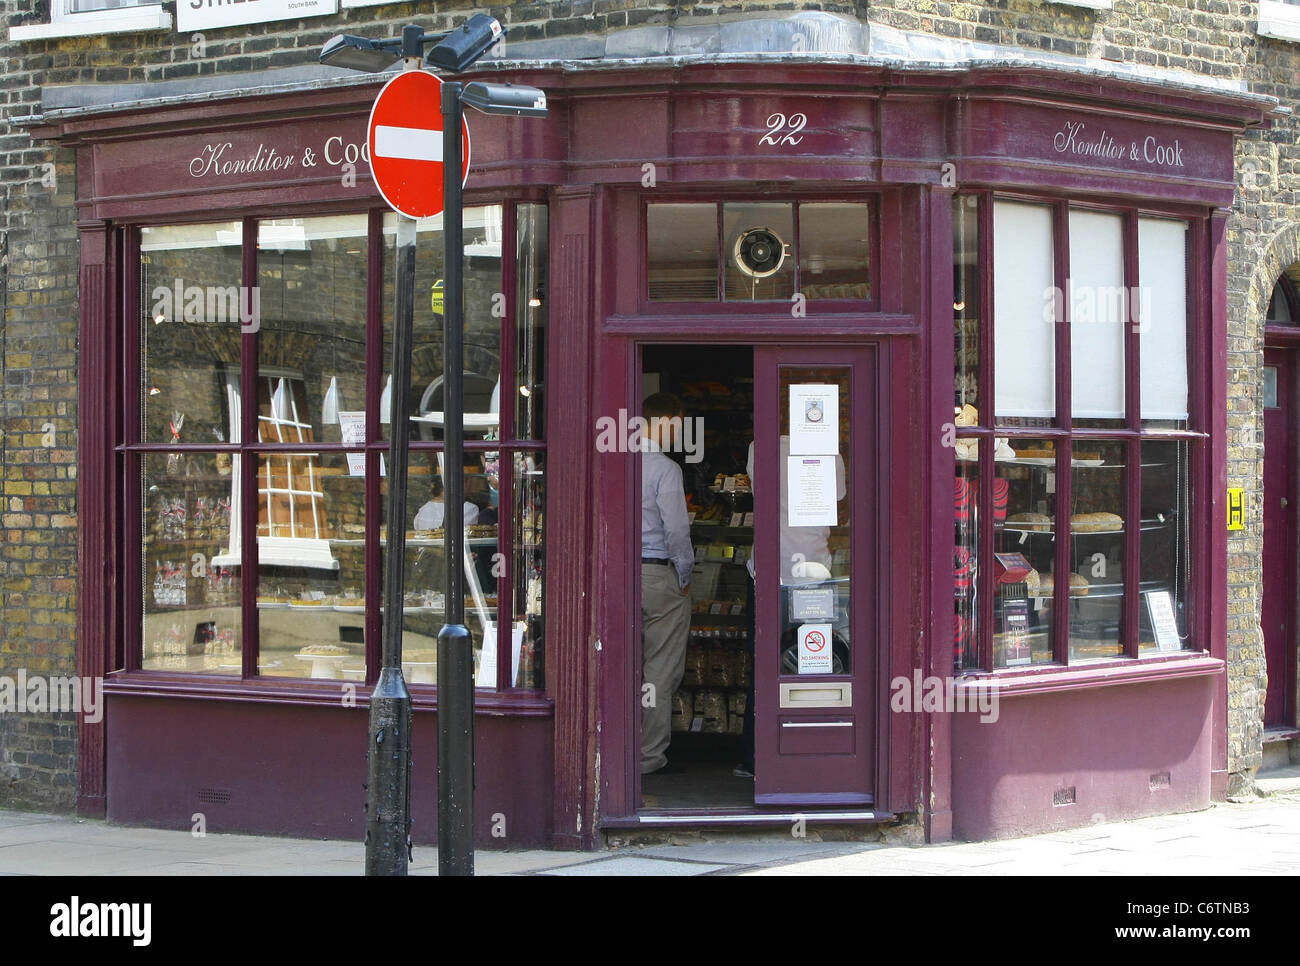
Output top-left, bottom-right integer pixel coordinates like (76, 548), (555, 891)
(752, 346), (876, 805)
(1263, 348), (1297, 727)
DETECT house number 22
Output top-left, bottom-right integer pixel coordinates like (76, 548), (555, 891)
(759, 113), (807, 147)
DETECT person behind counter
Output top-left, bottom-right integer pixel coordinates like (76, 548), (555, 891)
(640, 392), (695, 776)
(413, 473), (479, 531)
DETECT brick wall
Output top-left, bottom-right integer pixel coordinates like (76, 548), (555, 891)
(0, 0), (1292, 809)
(0, 131), (80, 809)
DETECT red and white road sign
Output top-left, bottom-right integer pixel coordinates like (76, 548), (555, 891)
(367, 69), (471, 220)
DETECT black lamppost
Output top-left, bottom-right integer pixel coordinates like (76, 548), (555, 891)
(321, 17), (546, 878)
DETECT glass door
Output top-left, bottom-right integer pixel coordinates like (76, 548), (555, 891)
(753, 346), (876, 805)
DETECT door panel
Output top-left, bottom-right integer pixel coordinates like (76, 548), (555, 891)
(1263, 347), (1297, 727)
(754, 346), (876, 804)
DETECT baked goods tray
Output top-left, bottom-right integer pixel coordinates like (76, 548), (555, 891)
(1000, 517), (1172, 536)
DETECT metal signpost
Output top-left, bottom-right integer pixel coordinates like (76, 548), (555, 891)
(322, 17), (546, 877)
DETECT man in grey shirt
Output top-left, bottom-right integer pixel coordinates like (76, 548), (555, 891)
(640, 392), (694, 776)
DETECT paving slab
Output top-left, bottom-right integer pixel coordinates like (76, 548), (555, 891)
(538, 855), (731, 876)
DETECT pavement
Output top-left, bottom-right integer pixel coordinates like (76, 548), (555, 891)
(1, 786), (1297, 876)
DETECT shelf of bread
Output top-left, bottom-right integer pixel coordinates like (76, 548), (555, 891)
(1000, 512), (1172, 535)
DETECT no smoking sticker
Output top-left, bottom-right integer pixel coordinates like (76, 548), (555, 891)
(797, 623), (833, 675)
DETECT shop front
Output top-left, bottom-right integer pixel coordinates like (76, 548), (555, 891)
(36, 56), (1270, 848)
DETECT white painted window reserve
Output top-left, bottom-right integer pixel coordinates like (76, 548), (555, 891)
(1138, 218), (1190, 423)
(9, 0), (170, 40)
(1045, 0), (1113, 10)
(1258, 0), (1300, 43)
(1069, 208), (1126, 420)
(993, 200), (1057, 420)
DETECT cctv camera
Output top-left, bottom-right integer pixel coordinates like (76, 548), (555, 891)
(733, 227), (787, 279)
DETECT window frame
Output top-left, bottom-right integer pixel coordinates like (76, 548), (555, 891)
(955, 190), (1208, 673)
(640, 194), (881, 315)
(123, 200), (548, 693)
(9, 0), (171, 40)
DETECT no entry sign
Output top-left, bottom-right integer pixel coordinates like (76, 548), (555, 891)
(367, 69), (471, 220)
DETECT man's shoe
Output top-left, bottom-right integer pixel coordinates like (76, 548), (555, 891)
(733, 764), (754, 779)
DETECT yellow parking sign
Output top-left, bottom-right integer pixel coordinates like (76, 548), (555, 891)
(1227, 488), (1245, 530)
(431, 279), (444, 315)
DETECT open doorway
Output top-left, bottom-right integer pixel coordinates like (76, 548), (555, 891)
(639, 344), (755, 809)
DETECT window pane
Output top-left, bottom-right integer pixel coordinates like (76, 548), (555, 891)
(141, 222), (243, 445)
(798, 202), (870, 300)
(1069, 209), (1126, 423)
(1140, 440), (1193, 652)
(257, 452), (366, 678)
(69, 0), (150, 11)
(954, 455), (980, 671)
(996, 439), (1058, 667)
(954, 194), (981, 415)
(777, 366), (851, 675)
(724, 202), (795, 302)
(1267, 280), (1294, 324)
(381, 450), (499, 687)
(515, 204), (548, 440)
(1068, 440), (1127, 661)
(382, 207), (504, 443)
(142, 452), (242, 673)
(512, 451), (545, 688)
(647, 203), (718, 301)
(1138, 217), (1189, 428)
(993, 201), (1055, 420)
(256, 215), (369, 444)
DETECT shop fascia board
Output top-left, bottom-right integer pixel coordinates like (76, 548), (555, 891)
(19, 55), (1274, 145)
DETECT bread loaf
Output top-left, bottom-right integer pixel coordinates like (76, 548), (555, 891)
(1071, 512), (1122, 532)
(1007, 512), (1052, 532)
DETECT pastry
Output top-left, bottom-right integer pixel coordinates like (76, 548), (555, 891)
(1071, 512), (1123, 532)
(301, 643), (348, 655)
(1034, 573), (1090, 597)
(1007, 512), (1052, 531)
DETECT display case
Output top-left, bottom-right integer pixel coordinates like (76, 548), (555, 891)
(955, 440), (1190, 669)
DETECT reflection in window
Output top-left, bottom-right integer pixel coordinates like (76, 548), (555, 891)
(648, 203), (719, 301)
(133, 205), (547, 688)
(798, 202), (871, 300)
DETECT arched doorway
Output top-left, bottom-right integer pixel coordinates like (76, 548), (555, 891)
(1263, 271), (1300, 731)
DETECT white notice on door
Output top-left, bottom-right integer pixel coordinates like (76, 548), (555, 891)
(787, 456), (838, 527)
(1145, 591), (1181, 651)
(797, 623), (834, 674)
(789, 384), (839, 455)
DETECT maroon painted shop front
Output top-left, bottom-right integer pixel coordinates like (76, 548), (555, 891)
(42, 62), (1267, 848)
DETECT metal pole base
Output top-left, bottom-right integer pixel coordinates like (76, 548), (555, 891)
(437, 622), (474, 876)
(365, 666), (413, 876)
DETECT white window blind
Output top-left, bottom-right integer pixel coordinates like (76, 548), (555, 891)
(1138, 217), (1190, 422)
(993, 201), (1056, 419)
(1068, 209), (1126, 420)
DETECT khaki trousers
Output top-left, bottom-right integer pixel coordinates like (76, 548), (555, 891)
(641, 563), (692, 774)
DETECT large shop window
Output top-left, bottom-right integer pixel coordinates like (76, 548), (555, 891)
(134, 204), (548, 690)
(953, 194), (1196, 672)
